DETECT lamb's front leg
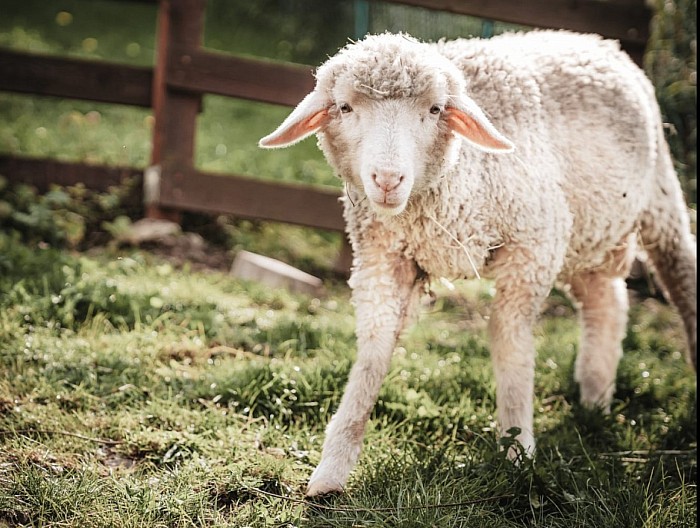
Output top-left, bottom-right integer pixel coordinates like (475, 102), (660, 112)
(306, 256), (419, 496)
(488, 247), (559, 459)
(488, 304), (537, 457)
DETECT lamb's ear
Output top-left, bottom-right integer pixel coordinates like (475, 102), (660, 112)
(259, 90), (331, 148)
(445, 96), (514, 153)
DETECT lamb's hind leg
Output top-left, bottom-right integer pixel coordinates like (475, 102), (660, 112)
(636, 137), (697, 367)
(570, 272), (630, 412)
(639, 180), (697, 368)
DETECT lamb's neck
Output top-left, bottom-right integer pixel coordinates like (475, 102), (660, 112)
(382, 177), (500, 280)
(402, 169), (491, 229)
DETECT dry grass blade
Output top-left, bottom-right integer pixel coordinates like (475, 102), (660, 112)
(427, 215), (481, 279)
(0, 429), (123, 446)
(248, 487), (514, 513)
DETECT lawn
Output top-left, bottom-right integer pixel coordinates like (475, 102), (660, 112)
(0, 1), (696, 526)
(0, 233), (696, 527)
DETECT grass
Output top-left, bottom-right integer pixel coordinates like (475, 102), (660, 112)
(0, 2), (696, 526)
(0, 233), (696, 527)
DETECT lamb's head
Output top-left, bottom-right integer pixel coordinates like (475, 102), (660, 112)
(260, 33), (514, 217)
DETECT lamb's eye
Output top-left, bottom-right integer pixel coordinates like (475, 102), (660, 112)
(339, 103), (353, 114)
(429, 104), (442, 115)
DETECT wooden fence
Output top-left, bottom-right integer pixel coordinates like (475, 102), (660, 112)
(0, 0), (651, 235)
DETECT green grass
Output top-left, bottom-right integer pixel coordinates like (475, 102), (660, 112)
(0, 234), (695, 527)
(0, 3), (696, 526)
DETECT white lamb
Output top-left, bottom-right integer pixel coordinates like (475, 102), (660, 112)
(259, 31), (697, 496)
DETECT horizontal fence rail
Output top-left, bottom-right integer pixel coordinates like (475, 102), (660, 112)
(0, 49), (153, 107)
(166, 48), (315, 106)
(393, 0), (650, 42)
(149, 166), (345, 232)
(0, 154), (143, 192)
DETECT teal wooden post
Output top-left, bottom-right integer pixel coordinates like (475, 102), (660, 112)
(481, 20), (494, 38)
(354, 0), (369, 39)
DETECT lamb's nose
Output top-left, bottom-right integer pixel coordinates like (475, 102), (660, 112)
(372, 170), (404, 192)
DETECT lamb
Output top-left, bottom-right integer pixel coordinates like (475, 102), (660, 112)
(259, 30), (697, 497)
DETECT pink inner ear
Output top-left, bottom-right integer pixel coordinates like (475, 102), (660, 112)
(262, 109), (330, 147)
(445, 107), (512, 151)
(307, 110), (328, 128)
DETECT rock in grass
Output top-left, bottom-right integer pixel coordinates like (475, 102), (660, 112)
(120, 218), (181, 245)
(231, 250), (323, 296)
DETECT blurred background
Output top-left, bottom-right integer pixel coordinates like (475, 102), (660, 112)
(0, 0), (695, 274)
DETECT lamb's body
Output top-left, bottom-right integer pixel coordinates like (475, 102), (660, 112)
(348, 32), (657, 282)
(260, 31), (696, 496)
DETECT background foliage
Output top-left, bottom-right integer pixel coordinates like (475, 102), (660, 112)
(647, 0), (697, 205)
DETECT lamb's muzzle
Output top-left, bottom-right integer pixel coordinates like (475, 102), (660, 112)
(370, 168), (406, 207)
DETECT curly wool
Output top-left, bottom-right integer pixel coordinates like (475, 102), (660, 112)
(316, 33), (459, 99)
(319, 31), (665, 284)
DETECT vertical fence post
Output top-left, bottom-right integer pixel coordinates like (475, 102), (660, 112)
(146, 0), (206, 221)
(354, 0), (370, 39)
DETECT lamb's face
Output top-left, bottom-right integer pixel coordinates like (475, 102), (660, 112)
(316, 38), (468, 217)
(319, 87), (457, 217)
(259, 33), (514, 218)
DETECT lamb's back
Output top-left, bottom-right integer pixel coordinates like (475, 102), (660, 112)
(437, 31), (659, 270)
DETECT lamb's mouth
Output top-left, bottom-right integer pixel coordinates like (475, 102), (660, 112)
(370, 199), (407, 216)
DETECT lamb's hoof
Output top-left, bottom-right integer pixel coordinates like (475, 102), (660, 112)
(305, 478), (344, 497)
(579, 392), (612, 415)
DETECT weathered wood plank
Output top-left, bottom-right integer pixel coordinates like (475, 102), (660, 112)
(0, 49), (152, 107)
(158, 168), (345, 232)
(387, 0), (651, 44)
(166, 48), (315, 106)
(149, 0), (205, 220)
(0, 155), (142, 191)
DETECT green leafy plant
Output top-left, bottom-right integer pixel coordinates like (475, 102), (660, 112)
(646, 0), (697, 206)
(0, 176), (140, 248)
